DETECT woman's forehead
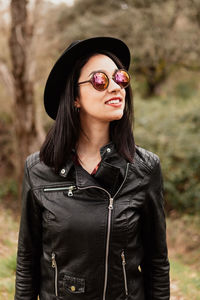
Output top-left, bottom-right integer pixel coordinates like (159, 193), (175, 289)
(81, 54), (118, 75)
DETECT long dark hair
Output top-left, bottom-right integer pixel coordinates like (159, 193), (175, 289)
(40, 50), (135, 173)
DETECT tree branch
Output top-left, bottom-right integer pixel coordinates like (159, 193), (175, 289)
(0, 60), (14, 100)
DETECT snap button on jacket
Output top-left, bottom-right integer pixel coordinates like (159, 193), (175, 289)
(15, 143), (170, 300)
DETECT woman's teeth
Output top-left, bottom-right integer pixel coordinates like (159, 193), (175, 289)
(106, 99), (120, 104)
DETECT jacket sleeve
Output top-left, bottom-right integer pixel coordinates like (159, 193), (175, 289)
(15, 161), (42, 300)
(141, 159), (170, 300)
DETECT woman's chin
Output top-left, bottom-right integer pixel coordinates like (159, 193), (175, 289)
(108, 111), (124, 121)
(83, 110), (124, 123)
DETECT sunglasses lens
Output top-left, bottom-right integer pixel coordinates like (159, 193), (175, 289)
(92, 73), (108, 91)
(114, 70), (130, 88)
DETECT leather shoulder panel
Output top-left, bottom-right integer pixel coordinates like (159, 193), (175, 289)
(134, 145), (160, 172)
(26, 151), (40, 169)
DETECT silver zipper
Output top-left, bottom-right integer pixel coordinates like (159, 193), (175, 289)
(77, 185), (112, 300)
(78, 162), (129, 300)
(121, 250), (128, 296)
(51, 252), (58, 297)
(44, 185), (76, 196)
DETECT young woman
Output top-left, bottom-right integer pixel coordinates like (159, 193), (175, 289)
(15, 37), (170, 300)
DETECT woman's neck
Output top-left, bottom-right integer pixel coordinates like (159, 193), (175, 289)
(76, 118), (110, 157)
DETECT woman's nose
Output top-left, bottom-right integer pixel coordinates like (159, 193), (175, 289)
(107, 78), (121, 93)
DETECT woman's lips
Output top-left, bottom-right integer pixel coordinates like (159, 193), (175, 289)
(105, 98), (123, 107)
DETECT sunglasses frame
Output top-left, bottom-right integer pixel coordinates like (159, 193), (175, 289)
(77, 69), (130, 91)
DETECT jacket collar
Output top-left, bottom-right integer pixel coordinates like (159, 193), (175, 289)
(59, 142), (128, 194)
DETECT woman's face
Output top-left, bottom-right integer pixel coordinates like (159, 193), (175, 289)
(75, 54), (126, 123)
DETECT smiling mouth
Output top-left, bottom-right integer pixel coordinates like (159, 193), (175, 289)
(105, 98), (122, 105)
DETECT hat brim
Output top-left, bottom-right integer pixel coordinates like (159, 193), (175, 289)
(44, 36), (131, 120)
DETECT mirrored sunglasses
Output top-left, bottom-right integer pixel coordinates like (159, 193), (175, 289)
(77, 69), (130, 91)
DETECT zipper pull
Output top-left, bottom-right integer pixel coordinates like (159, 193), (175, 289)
(68, 185), (76, 197)
(108, 197), (113, 210)
(52, 252), (56, 268)
(121, 250), (126, 265)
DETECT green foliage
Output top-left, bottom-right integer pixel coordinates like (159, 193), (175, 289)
(170, 258), (200, 299)
(0, 254), (16, 278)
(175, 81), (198, 99)
(167, 215), (200, 270)
(0, 179), (18, 200)
(134, 95), (200, 213)
(0, 112), (12, 124)
(0, 255), (16, 299)
(43, 0), (200, 97)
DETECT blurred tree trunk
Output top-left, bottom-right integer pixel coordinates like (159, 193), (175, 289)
(9, 0), (44, 200)
(143, 65), (168, 98)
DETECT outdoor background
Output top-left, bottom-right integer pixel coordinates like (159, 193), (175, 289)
(0, 0), (200, 299)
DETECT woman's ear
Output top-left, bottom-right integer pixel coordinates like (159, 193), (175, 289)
(74, 99), (81, 108)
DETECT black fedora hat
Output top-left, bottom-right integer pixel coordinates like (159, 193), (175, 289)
(44, 36), (131, 120)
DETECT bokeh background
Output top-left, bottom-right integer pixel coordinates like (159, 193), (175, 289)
(0, 0), (200, 299)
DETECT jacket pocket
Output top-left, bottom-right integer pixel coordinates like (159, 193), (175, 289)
(63, 274), (85, 295)
(51, 252), (58, 297)
(121, 250), (128, 297)
(44, 185), (77, 197)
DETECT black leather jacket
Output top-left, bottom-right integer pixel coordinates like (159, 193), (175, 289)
(15, 143), (170, 300)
